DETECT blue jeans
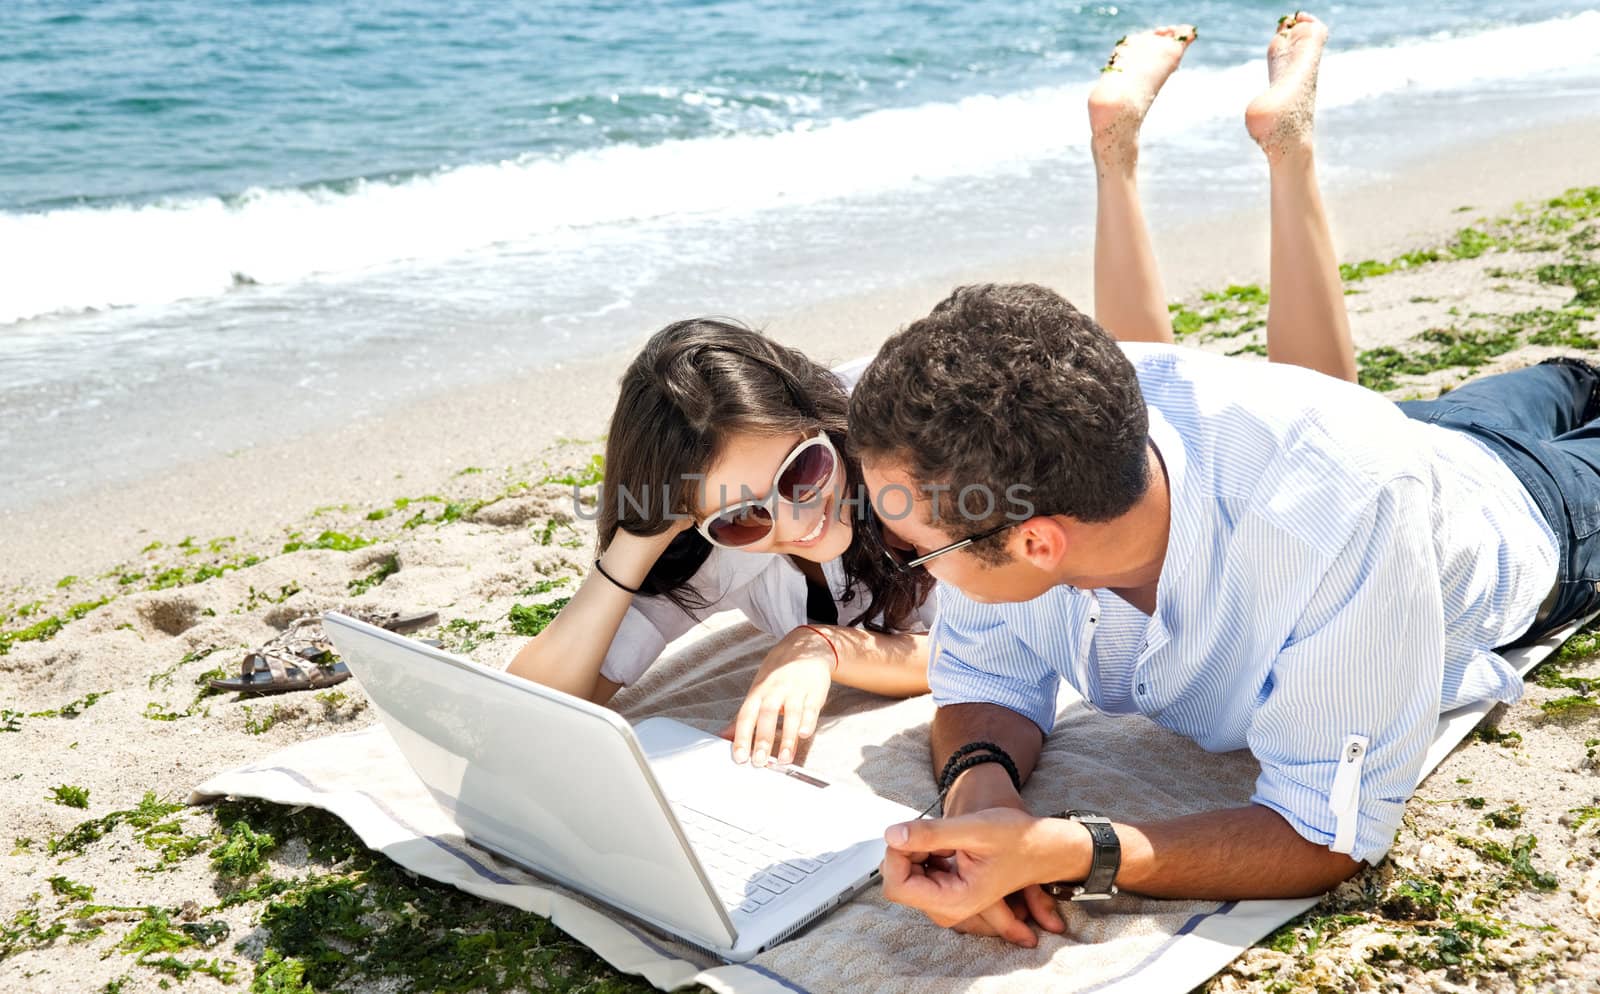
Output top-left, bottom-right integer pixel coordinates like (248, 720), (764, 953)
(1398, 357), (1600, 644)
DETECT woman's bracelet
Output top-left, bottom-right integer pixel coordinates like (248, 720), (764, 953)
(592, 558), (642, 595)
(797, 624), (840, 673)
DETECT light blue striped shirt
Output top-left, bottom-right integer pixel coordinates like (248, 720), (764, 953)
(930, 343), (1558, 864)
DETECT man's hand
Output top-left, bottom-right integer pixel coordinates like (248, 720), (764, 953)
(882, 807), (1077, 947)
(725, 627), (836, 766)
(888, 764), (1070, 946)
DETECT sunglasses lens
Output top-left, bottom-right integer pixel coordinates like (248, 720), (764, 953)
(705, 503), (775, 548)
(777, 441), (836, 503)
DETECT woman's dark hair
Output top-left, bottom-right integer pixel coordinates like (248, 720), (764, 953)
(597, 318), (933, 632)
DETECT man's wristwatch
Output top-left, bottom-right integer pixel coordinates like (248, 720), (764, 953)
(1042, 810), (1121, 901)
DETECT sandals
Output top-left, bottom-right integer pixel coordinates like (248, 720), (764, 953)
(209, 609), (440, 696)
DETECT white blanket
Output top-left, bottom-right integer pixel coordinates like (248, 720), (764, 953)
(192, 612), (1591, 993)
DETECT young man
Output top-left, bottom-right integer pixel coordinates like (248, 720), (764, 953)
(839, 12), (1600, 950)
(849, 278), (1598, 944)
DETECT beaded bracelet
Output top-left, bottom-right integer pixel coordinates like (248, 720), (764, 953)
(914, 742), (1025, 819)
(937, 740), (1023, 795)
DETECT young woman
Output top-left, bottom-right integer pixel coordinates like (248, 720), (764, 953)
(508, 12), (1358, 768)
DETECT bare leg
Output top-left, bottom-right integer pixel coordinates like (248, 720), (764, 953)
(1088, 26), (1196, 344)
(1246, 12), (1357, 383)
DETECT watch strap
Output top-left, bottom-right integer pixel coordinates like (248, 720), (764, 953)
(1043, 809), (1121, 901)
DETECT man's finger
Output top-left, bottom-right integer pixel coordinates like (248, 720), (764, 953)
(885, 813), (1001, 854)
(879, 848), (921, 892)
(951, 915), (1000, 938)
(976, 898), (1037, 948)
(879, 853), (952, 912)
(1021, 885), (1065, 934)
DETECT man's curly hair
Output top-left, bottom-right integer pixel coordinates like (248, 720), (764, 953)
(849, 283), (1150, 564)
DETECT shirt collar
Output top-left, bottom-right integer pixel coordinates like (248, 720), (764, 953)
(1146, 405), (1203, 597)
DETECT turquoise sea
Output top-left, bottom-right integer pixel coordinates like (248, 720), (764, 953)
(5, 1), (1600, 506)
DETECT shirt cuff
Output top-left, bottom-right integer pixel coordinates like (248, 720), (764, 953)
(1251, 763), (1406, 865)
(929, 662), (1058, 735)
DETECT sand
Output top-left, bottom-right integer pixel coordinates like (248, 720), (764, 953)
(4, 115), (1600, 993)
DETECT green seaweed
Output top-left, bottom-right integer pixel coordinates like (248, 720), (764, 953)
(1381, 877), (1449, 920)
(1540, 694), (1600, 719)
(29, 691), (110, 719)
(148, 645), (224, 691)
(1471, 726), (1522, 747)
(242, 703), (289, 735)
(211, 821), (277, 878)
(542, 454), (605, 488)
(507, 598), (572, 638)
(1453, 834), (1558, 891)
(1484, 805), (1523, 829)
(401, 501), (467, 529)
(252, 950), (316, 993)
(48, 876), (95, 901)
(348, 553), (400, 594)
(1265, 911), (1367, 956)
(1, 905), (68, 958)
(442, 618), (496, 654)
(1537, 261), (1600, 306)
(0, 596), (112, 654)
(50, 784), (90, 809)
(518, 577), (572, 597)
(237, 582), (303, 613)
(282, 530), (374, 554)
(48, 791), (188, 858)
(119, 908), (237, 983)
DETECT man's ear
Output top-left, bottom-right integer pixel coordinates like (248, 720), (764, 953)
(1013, 515), (1070, 571)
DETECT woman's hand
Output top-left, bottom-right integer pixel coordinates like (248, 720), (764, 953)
(600, 514), (696, 585)
(727, 626), (838, 767)
(507, 514), (695, 703)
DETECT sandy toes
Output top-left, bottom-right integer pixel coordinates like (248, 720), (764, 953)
(1245, 11), (1329, 161)
(1088, 26), (1196, 168)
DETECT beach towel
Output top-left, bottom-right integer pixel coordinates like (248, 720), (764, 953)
(192, 611), (1593, 993)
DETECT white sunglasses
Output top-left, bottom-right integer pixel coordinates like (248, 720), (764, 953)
(696, 433), (841, 549)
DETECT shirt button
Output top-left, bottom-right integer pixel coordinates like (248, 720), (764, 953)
(1136, 683), (1146, 695)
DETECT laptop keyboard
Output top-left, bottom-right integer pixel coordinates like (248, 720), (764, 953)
(673, 805), (838, 916)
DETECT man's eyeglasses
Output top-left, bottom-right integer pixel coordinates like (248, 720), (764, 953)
(868, 502), (1018, 573)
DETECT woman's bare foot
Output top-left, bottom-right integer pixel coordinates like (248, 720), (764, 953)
(1245, 12), (1328, 162)
(1087, 26), (1197, 172)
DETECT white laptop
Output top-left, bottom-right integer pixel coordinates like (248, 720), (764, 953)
(323, 612), (918, 962)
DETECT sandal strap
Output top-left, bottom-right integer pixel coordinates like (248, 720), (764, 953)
(261, 649), (304, 685)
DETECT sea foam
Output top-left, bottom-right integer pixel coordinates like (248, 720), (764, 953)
(3, 10), (1598, 326)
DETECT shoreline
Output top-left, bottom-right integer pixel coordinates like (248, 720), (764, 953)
(3, 138), (1599, 991)
(9, 113), (1600, 588)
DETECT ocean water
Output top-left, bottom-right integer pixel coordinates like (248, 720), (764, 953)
(5, 1), (1600, 509)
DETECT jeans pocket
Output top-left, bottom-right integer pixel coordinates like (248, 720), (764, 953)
(1551, 458), (1600, 541)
